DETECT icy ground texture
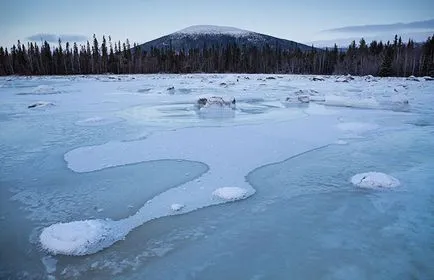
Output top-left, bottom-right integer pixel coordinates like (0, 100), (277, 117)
(1, 74), (434, 279)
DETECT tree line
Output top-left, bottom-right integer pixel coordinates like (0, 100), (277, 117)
(0, 34), (433, 76)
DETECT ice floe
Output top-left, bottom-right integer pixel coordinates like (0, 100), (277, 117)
(351, 172), (400, 188)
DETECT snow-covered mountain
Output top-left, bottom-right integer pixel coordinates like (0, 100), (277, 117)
(138, 25), (312, 52)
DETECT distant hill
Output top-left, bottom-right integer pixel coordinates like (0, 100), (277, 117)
(137, 25), (313, 52)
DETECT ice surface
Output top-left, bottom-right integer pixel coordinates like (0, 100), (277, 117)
(75, 116), (123, 126)
(212, 187), (248, 201)
(41, 256), (57, 274)
(351, 172), (400, 188)
(335, 140), (348, 145)
(337, 122), (378, 134)
(2, 74), (434, 279)
(47, 115), (340, 255)
(32, 85), (60, 94)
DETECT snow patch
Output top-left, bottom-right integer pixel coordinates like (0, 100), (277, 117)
(212, 187), (248, 201)
(175, 25), (252, 37)
(351, 172), (400, 188)
(170, 204), (185, 212)
(39, 219), (118, 256)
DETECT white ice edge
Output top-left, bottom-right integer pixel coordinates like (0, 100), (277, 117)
(41, 116), (343, 256)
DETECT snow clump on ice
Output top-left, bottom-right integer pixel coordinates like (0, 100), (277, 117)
(351, 172), (400, 188)
(170, 204), (185, 212)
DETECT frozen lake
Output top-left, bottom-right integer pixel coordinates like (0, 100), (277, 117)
(0, 74), (433, 279)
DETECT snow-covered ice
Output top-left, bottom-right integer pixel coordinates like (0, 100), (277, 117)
(212, 187), (248, 201)
(351, 172), (401, 188)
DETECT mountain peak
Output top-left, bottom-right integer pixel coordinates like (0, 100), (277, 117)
(175, 25), (252, 37)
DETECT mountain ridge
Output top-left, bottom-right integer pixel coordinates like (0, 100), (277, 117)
(138, 25), (313, 52)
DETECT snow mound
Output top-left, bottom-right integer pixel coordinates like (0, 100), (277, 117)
(175, 25), (251, 37)
(351, 172), (400, 188)
(365, 75), (378, 82)
(284, 95), (310, 104)
(283, 89), (322, 106)
(170, 204), (185, 212)
(406, 75), (420, 82)
(39, 219), (119, 256)
(212, 187), (248, 201)
(311, 76), (325, 81)
(32, 85), (60, 94)
(75, 116), (123, 126)
(28, 101), (55, 109)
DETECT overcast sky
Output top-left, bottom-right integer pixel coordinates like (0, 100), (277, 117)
(1, 0), (433, 48)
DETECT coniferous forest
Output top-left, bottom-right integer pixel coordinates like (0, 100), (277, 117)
(0, 34), (433, 77)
